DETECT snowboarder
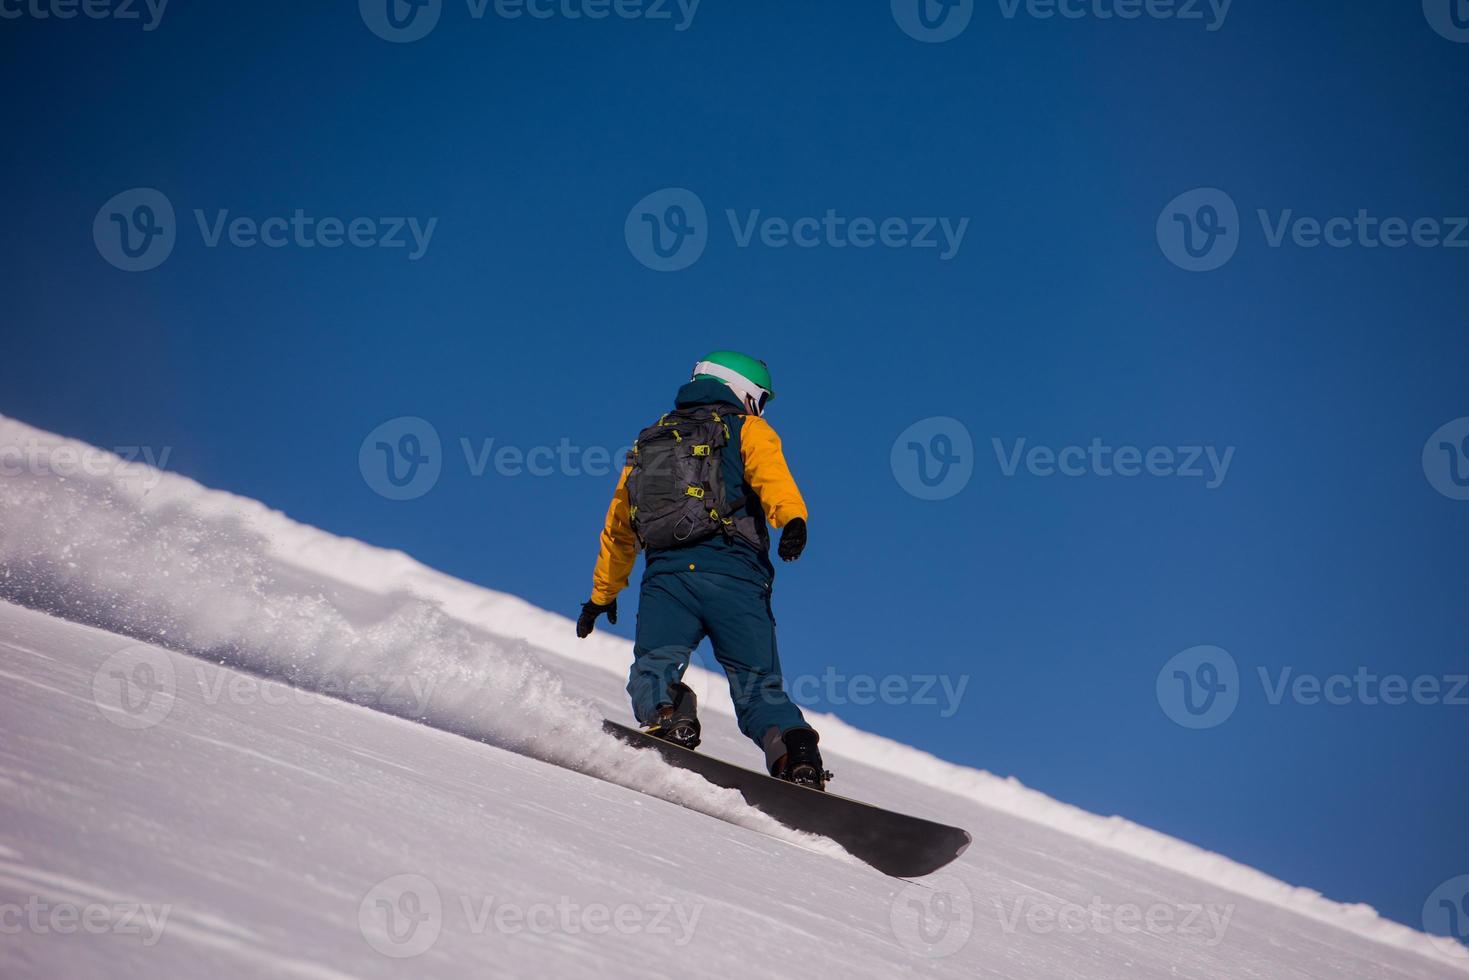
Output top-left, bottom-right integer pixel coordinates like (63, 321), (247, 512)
(576, 351), (828, 790)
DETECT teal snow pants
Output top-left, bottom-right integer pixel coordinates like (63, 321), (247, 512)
(628, 569), (809, 758)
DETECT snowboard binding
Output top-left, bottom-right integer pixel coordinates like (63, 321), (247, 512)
(643, 683), (701, 750)
(645, 713), (701, 750)
(771, 728), (832, 792)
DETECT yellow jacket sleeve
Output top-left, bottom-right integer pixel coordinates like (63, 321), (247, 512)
(590, 462), (638, 605)
(739, 416), (808, 529)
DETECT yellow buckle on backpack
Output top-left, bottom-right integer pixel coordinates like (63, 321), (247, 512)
(685, 486), (705, 499)
(691, 445), (711, 457)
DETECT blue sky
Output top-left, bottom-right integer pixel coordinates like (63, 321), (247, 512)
(3, 0), (1467, 935)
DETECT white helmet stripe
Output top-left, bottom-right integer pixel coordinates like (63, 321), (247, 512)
(691, 360), (769, 415)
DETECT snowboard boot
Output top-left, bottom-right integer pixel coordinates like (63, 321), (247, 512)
(644, 682), (701, 750)
(770, 727), (832, 791)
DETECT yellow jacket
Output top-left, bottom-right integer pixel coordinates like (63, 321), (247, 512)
(591, 414), (806, 605)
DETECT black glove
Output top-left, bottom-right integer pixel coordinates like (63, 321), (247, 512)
(576, 598), (617, 638)
(777, 518), (807, 562)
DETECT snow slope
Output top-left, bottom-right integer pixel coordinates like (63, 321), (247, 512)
(1, 413), (1465, 978)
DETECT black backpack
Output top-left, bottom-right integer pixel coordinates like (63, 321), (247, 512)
(626, 407), (746, 551)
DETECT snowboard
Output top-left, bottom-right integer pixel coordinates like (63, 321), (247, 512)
(603, 719), (971, 878)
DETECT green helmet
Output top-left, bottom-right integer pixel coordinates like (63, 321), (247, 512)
(692, 350), (774, 416)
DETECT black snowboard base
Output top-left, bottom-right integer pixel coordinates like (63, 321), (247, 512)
(603, 719), (971, 878)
